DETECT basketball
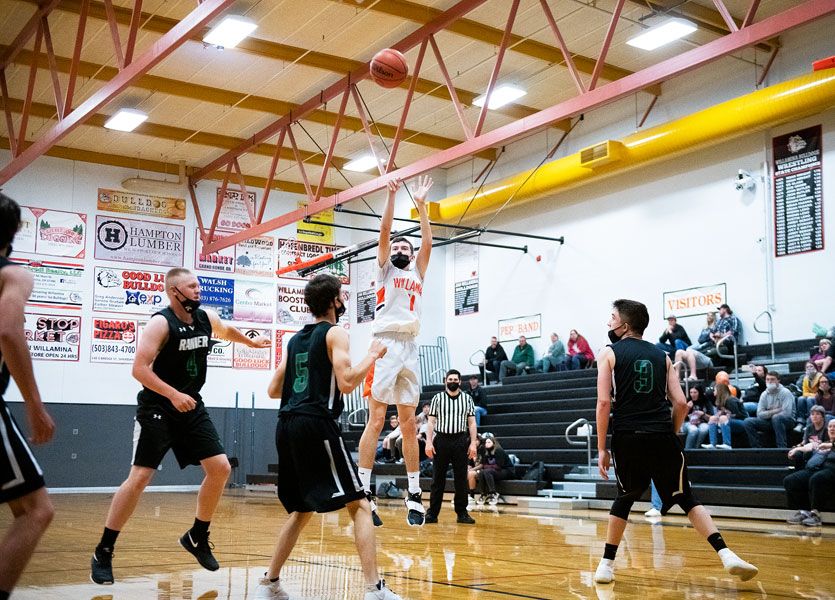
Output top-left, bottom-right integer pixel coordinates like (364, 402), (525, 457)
(370, 48), (408, 88)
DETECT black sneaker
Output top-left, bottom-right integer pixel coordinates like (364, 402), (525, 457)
(405, 491), (425, 526)
(456, 511), (476, 525)
(366, 491), (383, 527)
(179, 530), (219, 571)
(90, 546), (114, 585)
(424, 512), (438, 524)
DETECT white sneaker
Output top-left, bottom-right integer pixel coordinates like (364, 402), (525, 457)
(254, 576), (289, 600)
(466, 495), (475, 511)
(594, 558), (614, 583)
(644, 508), (662, 518)
(717, 444), (733, 450)
(365, 580), (403, 600)
(700, 444), (715, 449)
(718, 548), (758, 582)
(488, 493), (499, 506)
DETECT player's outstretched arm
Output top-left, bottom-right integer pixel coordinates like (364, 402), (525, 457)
(377, 179), (400, 268)
(267, 353), (287, 399)
(132, 315), (195, 413)
(327, 327), (386, 394)
(412, 175), (433, 278)
(666, 356), (688, 432)
(205, 309), (270, 348)
(0, 267), (53, 444)
(595, 347), (614, 479)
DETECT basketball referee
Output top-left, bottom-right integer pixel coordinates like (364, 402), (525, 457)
(424, 369), (477, 524)
(594, 299), (758, 584)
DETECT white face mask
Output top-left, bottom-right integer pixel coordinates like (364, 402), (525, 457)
(766, 383), (778, 392)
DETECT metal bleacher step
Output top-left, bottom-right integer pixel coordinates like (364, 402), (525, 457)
(539, 481), (598, 499)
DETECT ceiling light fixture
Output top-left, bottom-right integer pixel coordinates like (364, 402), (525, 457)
(626, 18), (697, 51)
(344, 155), (383, 172)
(103, 108), (148, 132)
(472, 84), (526, 110)
(203, 16), (258, 49)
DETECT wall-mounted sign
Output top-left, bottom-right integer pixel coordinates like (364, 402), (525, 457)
(663, 283), (726, 319)
(17, 206), (86, 258)
(98, 188), (186, 220)
(24, 313), (81, 361)
(12, 258), (83, 310)
(95, 215), (184, 267)
(498, 314), (541, 342)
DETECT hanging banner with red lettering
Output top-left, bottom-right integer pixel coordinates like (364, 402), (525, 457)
(233, 329), (271, 370)
(194, 229), (274, 277)
(17, 206), (87, 258)
(217, 187), (257, 231)
(277, 238), (350, 284)
(12, 258), (84, 310)
(24, 313), (81, 361)
(498, 314), (541, 342)
(90, 318), (139, 363)
(94, 215), (184, 267)
(274, 329), (296, 368)
(98, 188), (186, 220)
(93, 267), (167, 316)
(276, 284), (350, 329)
(663, 283), (727, 319)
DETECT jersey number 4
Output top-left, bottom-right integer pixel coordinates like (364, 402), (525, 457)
(633, 360), (654, 393)
(293, 352), (309, 394)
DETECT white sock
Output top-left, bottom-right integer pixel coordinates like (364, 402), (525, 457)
(358, 468), (372, 493)
(407, 471), (421, 495)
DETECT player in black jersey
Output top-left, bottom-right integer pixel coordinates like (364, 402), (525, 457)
(0, 194), (55, 600)
(90, 267), (270, 585)
(594, 299), (757, 585)
(254, 274), (403, 600)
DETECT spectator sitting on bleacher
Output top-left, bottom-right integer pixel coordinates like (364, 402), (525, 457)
(696, 312), (717, 348)
(375, 414), (401, 463)
(709, 304), (740, 357)
(783, 419), (835, 526)
(481, 336), (508, 384)
(535, 333), (566, 373)
(742, 363), (767, 416)
(681, 385), (712, 449)
(473, 433), (513, 506)
(812, 338), (835, 381)
(707, 371), (738, 402)
(656, 315), (692, 360)
(703, 383), (747, 449)
(674, 346), (712, 381)
(814, 377), (834, 422)
(794, 362), (825, 432)
(743, 371), (795, 448)
(564, 329), (594, 370)
(499, 336), (535, 383)
(787, 406), (830, 469)
(467, 376), (488, 427)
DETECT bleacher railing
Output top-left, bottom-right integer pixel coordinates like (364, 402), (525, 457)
(469, 349), (486, 384)
(715, 338), (740, 386)
(419, 336), (451, 386)
(343, 387), (366, 429)
(565, 418), (593, 476)
(753, 310), (775, 361)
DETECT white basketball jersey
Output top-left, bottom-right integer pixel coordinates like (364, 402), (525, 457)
(372, 260), (423, 336)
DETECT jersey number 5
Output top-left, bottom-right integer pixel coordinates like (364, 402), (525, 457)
(633, 360), (654, 393)
(293, 352), (309, 394)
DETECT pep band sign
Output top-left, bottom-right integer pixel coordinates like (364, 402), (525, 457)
(663, 283), (727, 319)
(498, 314), (541, 342)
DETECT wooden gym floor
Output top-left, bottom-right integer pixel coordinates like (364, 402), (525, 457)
(2, 491), (832, 599)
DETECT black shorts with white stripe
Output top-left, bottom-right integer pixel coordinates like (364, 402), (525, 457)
(132, 402), (225, 470)
(0, 399), (45, 504)
(275, 413), (365, 514)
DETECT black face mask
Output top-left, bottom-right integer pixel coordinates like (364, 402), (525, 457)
(446, 382), (460, 392)
(334, 299), (346, 320)
(174, 286), (201, 313)
(607, 324), (625, 344)
(4, 244), (12, 257)
(391, 253), (410, 269)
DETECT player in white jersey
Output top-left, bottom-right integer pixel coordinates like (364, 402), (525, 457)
(357, 175), (433, 527)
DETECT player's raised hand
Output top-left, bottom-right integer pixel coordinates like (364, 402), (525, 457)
(26, 404), (55, 445)
(387, 178), (401, 195)
(369, 339), (388, 360)
(249, 335), (272, 349)
(410, 175), (433, 205)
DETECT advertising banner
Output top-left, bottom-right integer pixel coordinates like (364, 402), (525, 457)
(90, 318), (139, 363)
(24, 313), (81, 361)
(98, 188), (186, 220)
(277, 238), (349, 283)
(233, 279), (274, 324)
(217, 187), (257, 231)
(12, 258), (83, 310)
(233, 329), (271, 370)
(95, 215), (184, 267)
(94, 267), (167, 316)
(18, 206), (86, 258)
(198, 276), (234, 320)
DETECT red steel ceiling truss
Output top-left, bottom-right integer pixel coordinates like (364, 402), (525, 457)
(195, 0), (834, 255)
(0, 0), (236, 185)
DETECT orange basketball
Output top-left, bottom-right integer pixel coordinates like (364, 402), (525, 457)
(370, 48), (408, 88)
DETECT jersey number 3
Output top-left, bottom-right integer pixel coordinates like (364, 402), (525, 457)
(633, 360), (654, 393)
(293, 352), (309, 394)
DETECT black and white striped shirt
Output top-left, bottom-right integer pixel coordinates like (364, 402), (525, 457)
(429, 391), (475, 434)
